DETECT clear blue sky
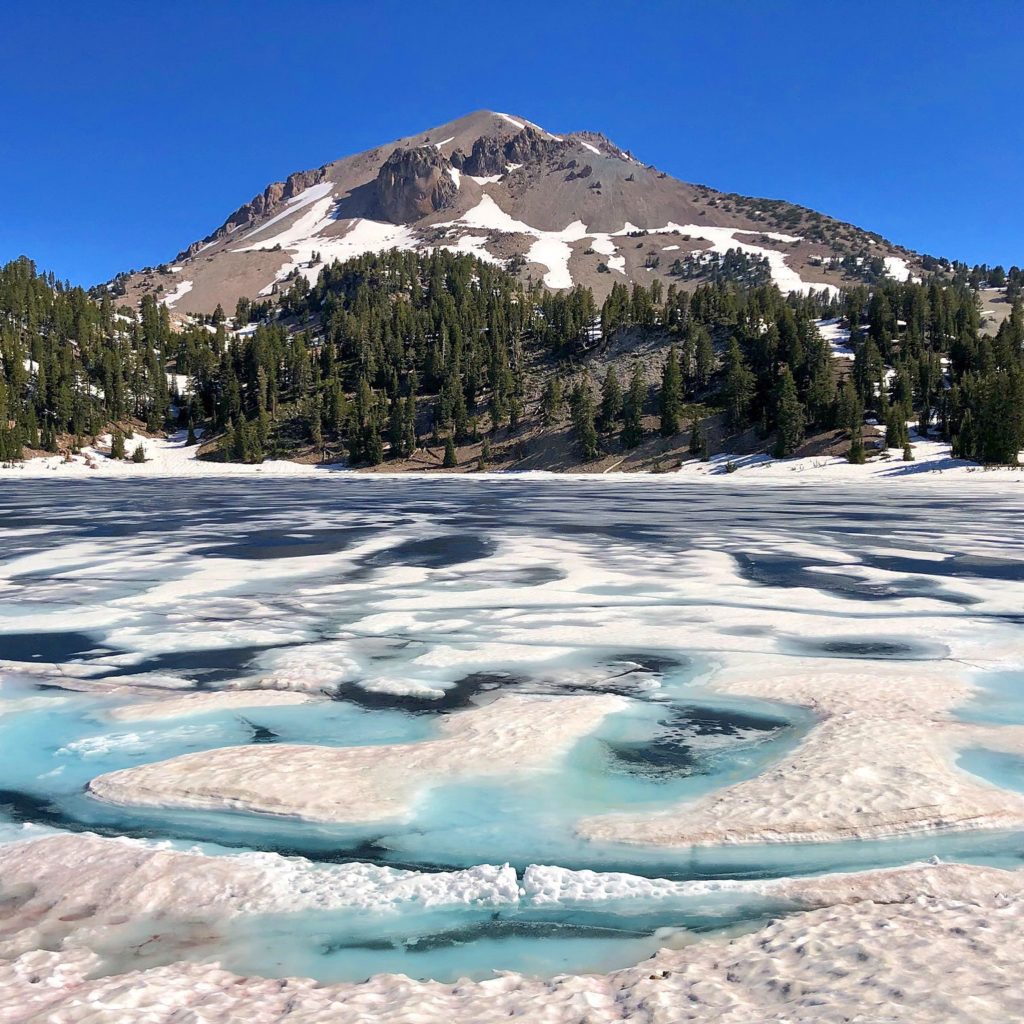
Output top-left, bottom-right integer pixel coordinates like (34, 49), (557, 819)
(2, 1), (1020, 286)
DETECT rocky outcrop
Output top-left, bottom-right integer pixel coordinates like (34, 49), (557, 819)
(460, 135), (507, 177)
(461, 126), (567, 177)
(375, 147), (458, 223)
(505, 125), (566, 166)
(180, 168), (330, 259)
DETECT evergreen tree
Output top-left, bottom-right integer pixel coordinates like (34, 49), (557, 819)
(694, 326), (715, 387)
(885, 406), (909, 449)
(572, 380), (599, 460)
(110, 429), (126, 460)
(599, 367), (623, 433)
(721, 338), (755, 430)
(443, 436), (457, 468)
(689, 418), (703, 456)
(622, 366), (646, 448)
(541, 377), (563, 426)
(848, 429), (866, 464)
(773, 367), (804, 458)
(659, 346), (683, 436)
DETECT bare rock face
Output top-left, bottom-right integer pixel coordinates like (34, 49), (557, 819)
(461, 126), (567, 178)
(375, 147), (457, 223)
(505, 125), (566, 166)
(461, 135), (508, 177)
(182, 168), (329, 258)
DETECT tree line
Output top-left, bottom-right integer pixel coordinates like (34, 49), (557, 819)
(1, 249), (1022, 468)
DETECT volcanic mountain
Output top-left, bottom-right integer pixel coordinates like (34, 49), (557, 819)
(110, 110), (923, 316)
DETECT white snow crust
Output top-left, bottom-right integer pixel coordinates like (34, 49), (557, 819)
(2, 833), (1021, 1024)
(88, 694), (627, 823)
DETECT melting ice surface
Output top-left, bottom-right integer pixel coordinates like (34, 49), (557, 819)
(1, 478), (1023, 984)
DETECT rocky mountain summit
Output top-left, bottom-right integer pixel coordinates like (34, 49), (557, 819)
(110, 110), (925, 315)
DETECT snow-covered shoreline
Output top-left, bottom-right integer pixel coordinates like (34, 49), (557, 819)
(2, 428), (1023, 486)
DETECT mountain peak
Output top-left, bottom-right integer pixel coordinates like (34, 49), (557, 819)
(108, 111), (919, 315)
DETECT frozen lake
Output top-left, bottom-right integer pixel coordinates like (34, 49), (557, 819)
(1, 478), (1023, 985)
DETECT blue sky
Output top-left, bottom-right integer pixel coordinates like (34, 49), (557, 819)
(2, 1), (1020, 285)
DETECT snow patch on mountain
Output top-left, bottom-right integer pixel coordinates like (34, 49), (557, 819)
(254, 219), (419, 294)
(816, 318), (855, 359)
(884, 255), (918, 283)
(212, 179), (843, 298)
(237, 195), (337, 257)
(436, 234), (504, 266)
(625, 223), (838, 297)
(161, 280), (193, 309)
(437, 198), (836, 295)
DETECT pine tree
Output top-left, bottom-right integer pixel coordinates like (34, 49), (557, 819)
(541, 377), (563, 426)
(131, 443), (146, 463)
(885, 407), (909, 449)
(599, 367), (623, 433)
(848, 430), (866, 464)
(836, 382), (860, 435)
(847, 401), (866, 464)
(773, 367), (804, 458)
(721, 338), (755, 430)
(689, 418), (703, 455)
(622, 366), (646, 448)
(572, 381), (599, 460)
(659, 346), (682, 437)
(443, 436), (457, 467)
(953, 407), (975, 460)
(365, 428), (384, 466)
(110, 429), (126, 460)
(694, 326), (715, 387)
(402, 396), (417, 457)
(804, 335), (837, 427)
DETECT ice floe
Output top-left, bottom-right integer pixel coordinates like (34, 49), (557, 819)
(88, 694), (628, 823)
